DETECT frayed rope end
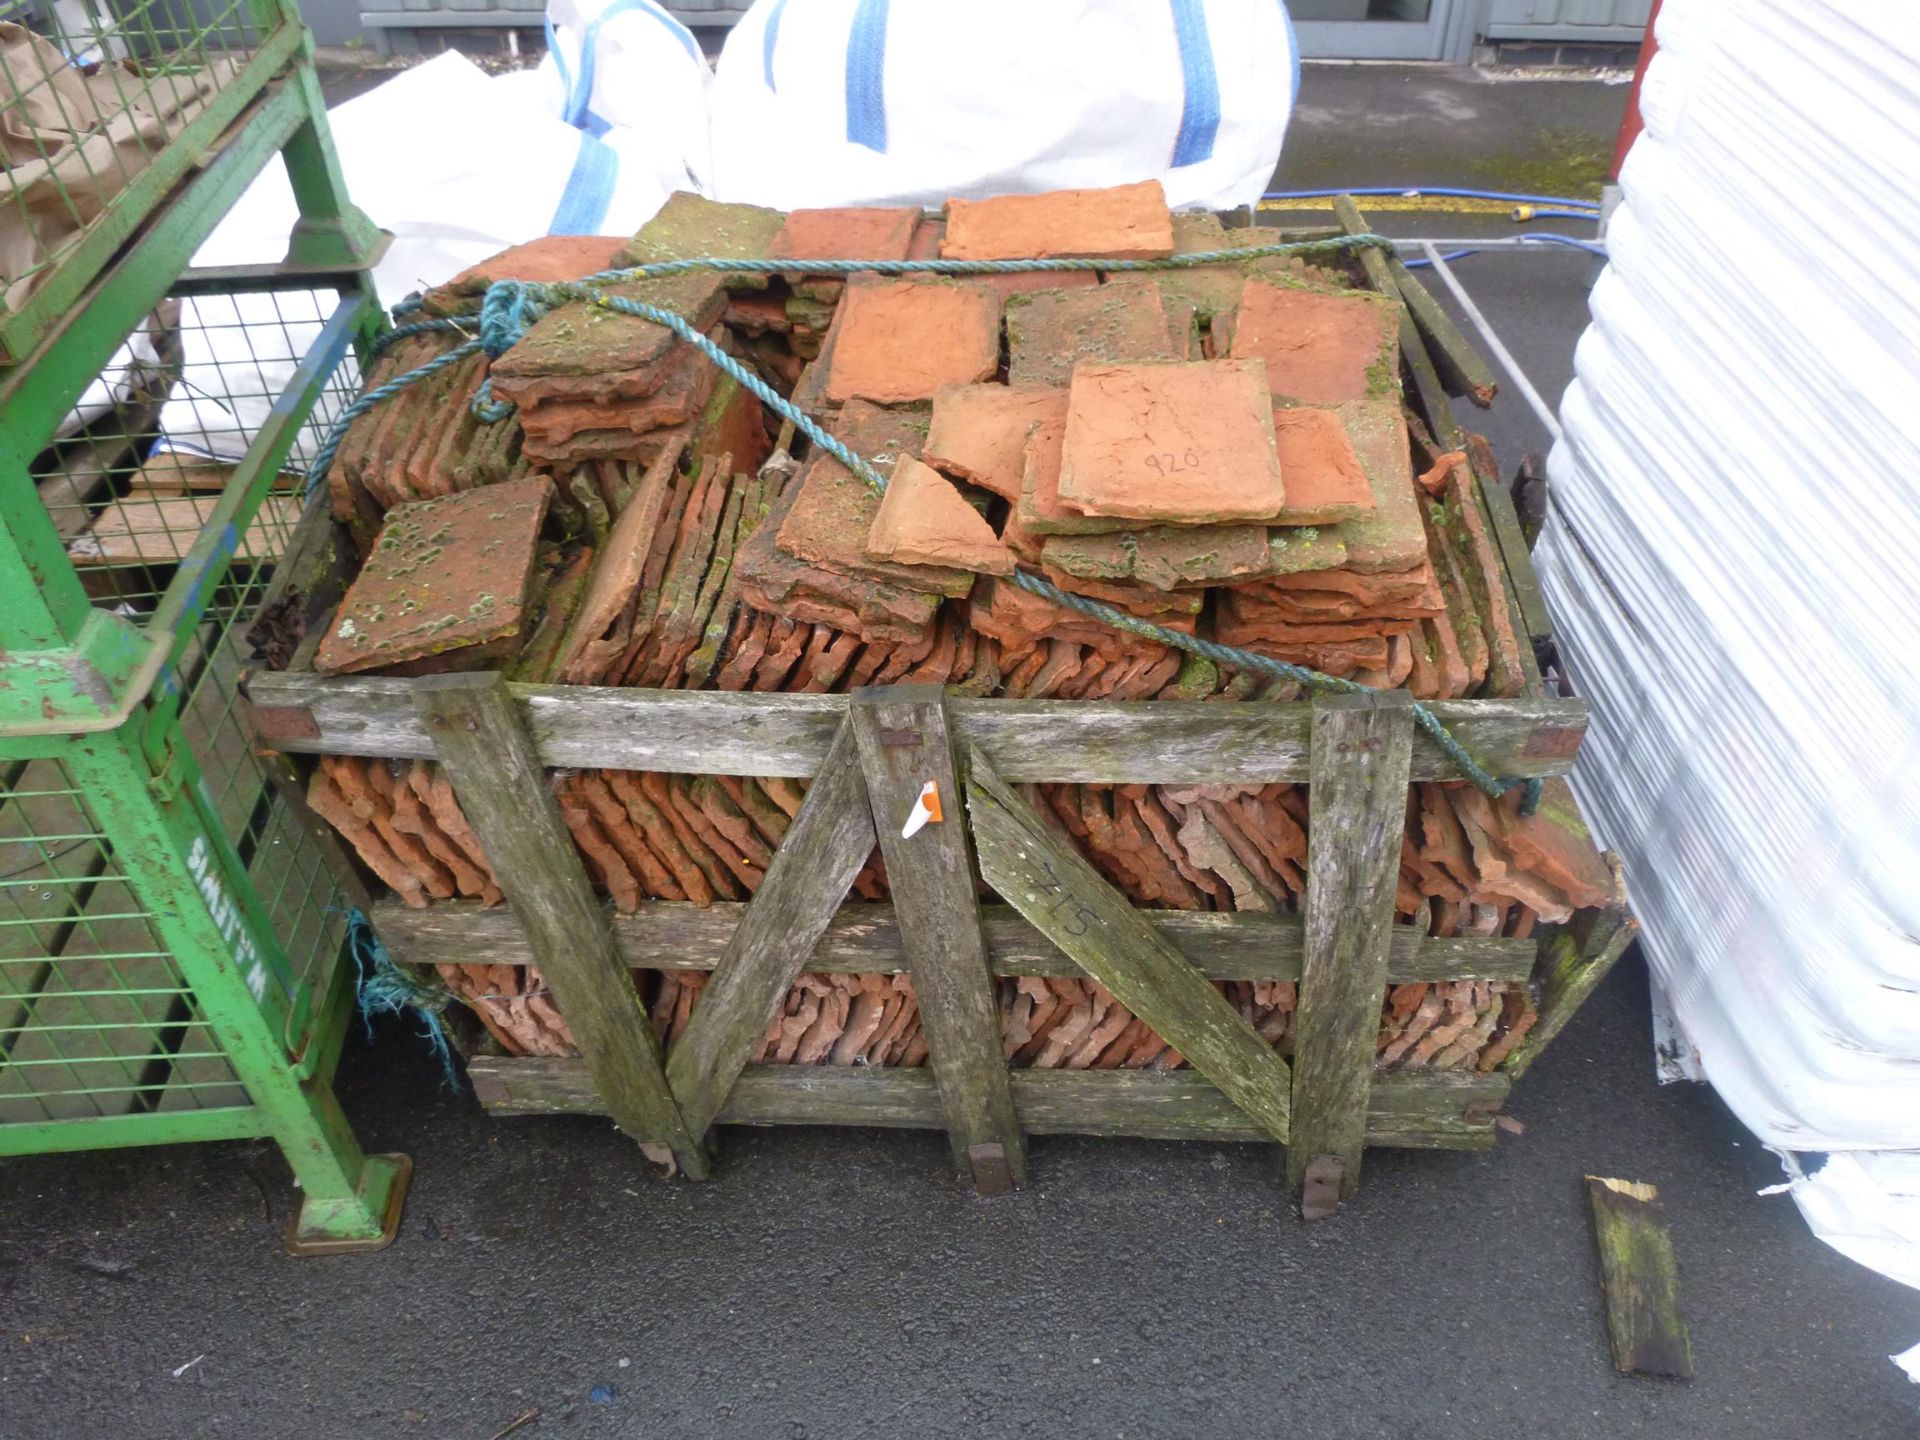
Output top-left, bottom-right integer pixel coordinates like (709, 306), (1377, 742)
(348, 908), (462, 1092)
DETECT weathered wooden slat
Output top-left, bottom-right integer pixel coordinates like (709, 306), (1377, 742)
(371, 896), (1539, 983)
(466, 1057), (1506, 1150)
(1465, 431), (1555, 661)
(954, 697), (1578, 785)
(410, 672), (709, 1177)
(664, 717), (877, 1136)
(1586, 1175), (1693, 1379)
(1386, 254), (1499, 407)
(1506, 857), (1637, 1078)
(1334, 195), (1461, 454)
(1335, 198), (1548, 695)
(1332, 213), (1551, 691)
(1287, 693), (1416, 1203)
(244, 670), (1587, 785)
(965, 748), (1293, 1146)
(850, 687), (1026, 1191)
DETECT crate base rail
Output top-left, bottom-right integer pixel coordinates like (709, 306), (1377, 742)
(468, 1061), (1511, 1152)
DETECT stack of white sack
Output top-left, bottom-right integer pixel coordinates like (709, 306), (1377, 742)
(1537, 0), (1920, 1295)
(708, 0), (1297, 212)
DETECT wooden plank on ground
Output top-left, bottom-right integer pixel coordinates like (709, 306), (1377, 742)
(127, 454), (298, 494)
(1586, 1175), (1693, 1379)
(410, 671), (708, 1177)
(37, 432), (142, 542)
(466, 1057), (1506, 1149)
(850, 685), (1025, 1192)
(371, 895), (1539, 984)
(964, 748), (1292, 1146)
(1287, 692), (1416, 1206)
(245, 671), (1588, 786)
(664, 717), (876, 1136)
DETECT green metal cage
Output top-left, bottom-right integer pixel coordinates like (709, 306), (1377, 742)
(0, 593), (346, 1128)
(1, 7), (407, 1248)
(0, 0), (324, 362)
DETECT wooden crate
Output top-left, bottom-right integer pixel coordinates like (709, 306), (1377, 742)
(244, 577), (1630, 1210)
(239, 218), (1635, 1209)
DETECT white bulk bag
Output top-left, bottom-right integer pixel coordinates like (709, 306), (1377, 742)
(153, 52), (676, 467)
(709, 0), (1298, 213)
(534, 0), (715, 199)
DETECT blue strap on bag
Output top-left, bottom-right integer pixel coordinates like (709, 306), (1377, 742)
(763, 0), (792, 89)
(550, 129), (620, 236)
(844, 0), (890, 151)
(1168, 0), (1221, 166)
(782, 0), (1259, 168)
(556, 0), (702, 136)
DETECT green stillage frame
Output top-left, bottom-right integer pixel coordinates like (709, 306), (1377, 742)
(0, 0), (403, 1249)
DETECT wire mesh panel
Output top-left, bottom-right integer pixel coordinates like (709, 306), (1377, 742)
(177, 573), (352, 1005)
(35, 285), (363, 614)
(1, 0), (273, 312)
(0, 550), (355, 1128)
(5, 277), (365, 1130)
(0, 757), (249, 1122)
(0, 23), (409, 1236)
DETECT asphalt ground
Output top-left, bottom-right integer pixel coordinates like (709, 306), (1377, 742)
(6, 62), (1916, 1440)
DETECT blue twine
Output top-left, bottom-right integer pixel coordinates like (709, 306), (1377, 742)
(348, 908), (461, 1090)
(306, 232), (1543, 815)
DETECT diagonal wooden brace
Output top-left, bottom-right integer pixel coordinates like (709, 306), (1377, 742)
(411, 672), (709, 1178)
(964, 747), (1292, 1147)
(1504, 855), (1635, 1080)
(665, 717), (877, 1136)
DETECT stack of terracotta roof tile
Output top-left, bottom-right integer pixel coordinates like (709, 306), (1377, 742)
(325, 334), (525, 548)
(298, 182), (1605, 1081)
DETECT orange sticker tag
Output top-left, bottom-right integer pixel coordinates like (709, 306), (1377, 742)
(901, 779), (942, 838)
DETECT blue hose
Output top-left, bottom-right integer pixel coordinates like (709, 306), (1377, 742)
(1517, 232), (1609, 257)
(1399, 248), (1478, 270)
(1401, 234), (1610, 268)
(1264, 185), (1601, 211)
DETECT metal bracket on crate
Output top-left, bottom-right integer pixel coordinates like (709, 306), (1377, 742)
(967, 1142), (1017, 1198)
(1299, 1154), (1345, 1222)
(0, 610), (167, 737)
(286, 213), (389, 275)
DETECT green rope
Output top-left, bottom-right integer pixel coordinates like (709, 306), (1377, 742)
(307, 233), (1542, 813)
